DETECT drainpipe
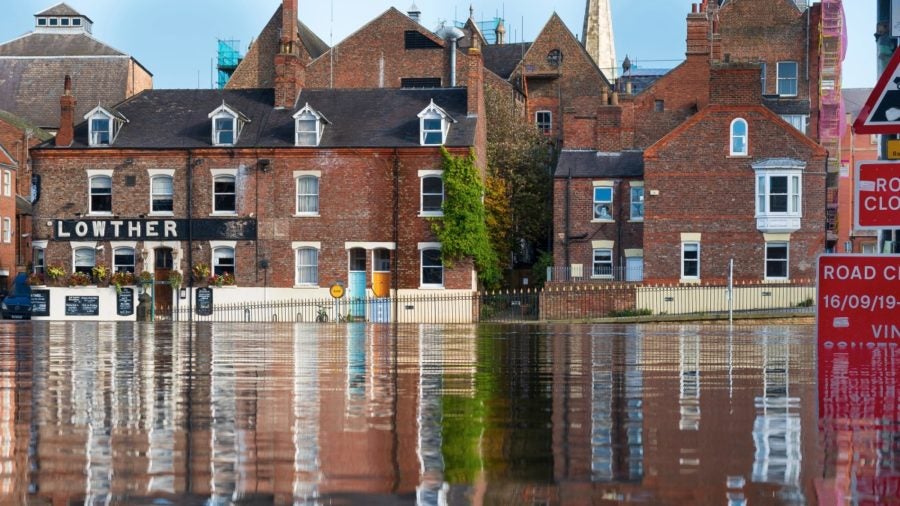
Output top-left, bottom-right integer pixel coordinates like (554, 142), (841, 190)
(392, 149), (400, 322)
(564, 161), (572, 269)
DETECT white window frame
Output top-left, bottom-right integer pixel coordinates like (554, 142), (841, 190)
(776, 61), (798, 97)
(730, 118), (748, 156)
(33, 242), (47, 275)
(293, 103), (327, 146)
(72, 244), (96, 275)
(210, 243), (236, 277)
(212, 114), (235, 146)
(88, 172), (113, 215)
(755, 171), (802, 217)
(112, 246), (136, 273)
(418, 100), (454, 146)
(779, 114), (808, 134)
(208, 103), (247, 146)
(211, 169), (237, 215)
(419, 242), (444, 289)
(765, 242), (789, 280)
(592, 186), (613, 221)
(294, 171), (321, 216)
(149, 173), (174, 215)
(681, 242), (700, 281)
(293, 242), (321, 287)
(760, 62), (766, 94)
(535, 110), (552, 134)
(84, 106), (124, 147)
(591, 248), (613, 278)
(1, 218), (10, 243)
(2, 170), (10, 197)
(419, 170), (444, 217)
(630, 184), (644, 221)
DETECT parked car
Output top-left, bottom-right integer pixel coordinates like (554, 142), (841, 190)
(2, 273), (31, 320)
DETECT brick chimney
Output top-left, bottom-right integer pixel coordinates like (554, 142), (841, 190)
(274, 0), (304, 108)
(685, 3), (710, 60)
(709, 64), (763, 106)
(56, 75), (75, 147)
(466, 37), (483, 117)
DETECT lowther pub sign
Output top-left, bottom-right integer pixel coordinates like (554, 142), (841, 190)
(53, 218), (257, 241)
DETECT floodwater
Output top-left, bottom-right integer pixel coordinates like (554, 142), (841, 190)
(0, 322), (896, 505)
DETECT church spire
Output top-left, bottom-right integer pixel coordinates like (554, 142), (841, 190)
(582, 0), (617, 80)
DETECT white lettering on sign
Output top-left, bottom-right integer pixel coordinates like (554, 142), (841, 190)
(165, 221), (177, 238)
(110, 221), (123, 236)
(128, 221), (141, 237)
(74, 222), (88, 237)
(864, 195), (900, 211)
(57, 221), (70, 238)
(875, 177), (900, 192)
(146, 221), (158, 238)
(822, 264), (877, 280)
(92, 221), (106, 237)
(872, 324), (900, 339)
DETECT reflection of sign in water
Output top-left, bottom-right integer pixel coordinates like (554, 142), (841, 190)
(195, 287), (213, 316)
(30, 289), (50, 317)
(65, 295), (99, 316)
(117, 288), (134, 317)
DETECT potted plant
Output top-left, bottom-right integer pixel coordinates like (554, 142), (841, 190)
(91, 264), (110, 286)
(110, 271), (136, 293)
(208, 272), (236, 287)
(168, 271), (183, 290)
(67, 271), (92, 287)
(138, 271), (154, 285)
(192, 262), (210, 284)
(46, 265), (66, 286)
(27, 272), (45, 286)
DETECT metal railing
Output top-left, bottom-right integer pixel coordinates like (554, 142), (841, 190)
(165, 281), (815, 324)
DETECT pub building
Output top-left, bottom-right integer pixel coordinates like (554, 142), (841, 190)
(30, 26), (487, 317)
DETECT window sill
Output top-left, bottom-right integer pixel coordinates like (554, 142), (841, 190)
(680, 278), (700, 284)
(419, 212), (444, 218)
(89, 212), (113, 216)
(149, 212), (175, 217)
(629, 218), (644, 223)
(294, 213), (320, 218)
(727, 154), (750, 158)
(763, 278), (790, 283)
(591, 275), (613, 280)
(209, 212), (238, 217)
(293, 284), (320, 289)
(591, 219), (614, 223)
(419, 285), (445, 290)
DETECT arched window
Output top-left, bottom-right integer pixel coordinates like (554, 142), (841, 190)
(212, 246), (235, 276)
(730, 118), (748, 156)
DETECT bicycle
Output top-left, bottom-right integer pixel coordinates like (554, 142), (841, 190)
(315, 305), (329, 323)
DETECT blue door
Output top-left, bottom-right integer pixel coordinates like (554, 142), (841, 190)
(348, 248), (367, 318)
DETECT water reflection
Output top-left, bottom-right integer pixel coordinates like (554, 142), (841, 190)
(0, 321), (857, 504)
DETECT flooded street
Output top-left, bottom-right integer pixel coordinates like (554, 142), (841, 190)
(0, 322), (895, 505)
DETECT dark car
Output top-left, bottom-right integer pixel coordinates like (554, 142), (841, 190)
(2, 273), (31, 320)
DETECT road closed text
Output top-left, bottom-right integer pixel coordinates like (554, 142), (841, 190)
(821, 262), (900, 281)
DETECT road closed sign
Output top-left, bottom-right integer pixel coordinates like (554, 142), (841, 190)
(855, 161), (900, 229)
(817, 254), (900, 345)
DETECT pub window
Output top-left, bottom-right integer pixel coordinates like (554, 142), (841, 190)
(89, 175), (112, 213)
(73, 247), (95, 275)
(33, 247), (45, 274)
(212, 246), (235, 276)
(213, 175), (236, 213)
(151, 175), (174, 213)
(113, 247), (135, 273)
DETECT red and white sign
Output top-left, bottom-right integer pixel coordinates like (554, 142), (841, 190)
(817, 254), (900, 345)
(854, 48), (900, 134)
(854, 161), (900, 229)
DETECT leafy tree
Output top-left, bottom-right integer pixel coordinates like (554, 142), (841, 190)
(432, 148), (501, 289)
(484, 86), (554, 274)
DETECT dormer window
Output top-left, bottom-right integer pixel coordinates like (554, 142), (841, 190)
(293, 103), (329, 147)
(418, 100), (455, 146)
(208, 102), (249, 147)
(85, 106), (126, 147)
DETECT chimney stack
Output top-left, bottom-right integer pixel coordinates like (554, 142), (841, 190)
(467, 37), (484, 117)
(685, 4), (710, 59)
(274, 0), (304, 108)
(56, 75), (75, 147)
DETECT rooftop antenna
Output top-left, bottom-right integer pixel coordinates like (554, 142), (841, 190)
(329, 0), (334, 88)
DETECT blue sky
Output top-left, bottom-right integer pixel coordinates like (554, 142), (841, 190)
(0, 0), (877, 89)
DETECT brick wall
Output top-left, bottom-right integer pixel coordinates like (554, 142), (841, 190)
(539, 284), (636, 320)
(31, 147), (477, 291)
(643, 106), (826, 284)
(552, 177), (644, 274)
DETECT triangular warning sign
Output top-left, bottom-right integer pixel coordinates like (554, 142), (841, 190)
(855, 48), (900, 134)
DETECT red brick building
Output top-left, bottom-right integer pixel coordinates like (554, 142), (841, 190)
(551, 0), (832, 284)
(838, 89), (878, 254)
(30, 0), (487, 318)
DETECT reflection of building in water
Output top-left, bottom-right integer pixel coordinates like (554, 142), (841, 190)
(293, 325), (322, 502)
(0, 333), (25, 500)
(590, 326), (644, 482)
(679, 331), (701, 432)
(210, 328), (239, 503)
(417, 326), (447, 504)
(752, 333), (802, 497)
(345, 324), (367, 431)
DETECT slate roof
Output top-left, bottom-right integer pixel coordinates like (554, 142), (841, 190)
(482, 43), (530, 79)
(36, 2), (88, 19)
(554, 150), (644, 178)
(843, 88), (872, 119)
(299, 21), (329, 59)
(0, 33), (122, 56)
(762, 96), (811, 115)
(0, 109), (54, 141)
(54, 87), (477, 149)
(0, 57), (132, 129)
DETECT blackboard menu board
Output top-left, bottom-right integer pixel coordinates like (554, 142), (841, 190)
(117, 288), (134, 317)
(196, 287), (213, 316)
(31, 289), (50, 317)
(65, 295), (100, 316)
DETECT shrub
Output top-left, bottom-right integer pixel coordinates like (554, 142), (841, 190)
(607, 308), (653, 318)
(46, 265), (66, 282)
(208, 272), (236, 287)
(91, 264), (110, 284)
(67, 272), (92, 286)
